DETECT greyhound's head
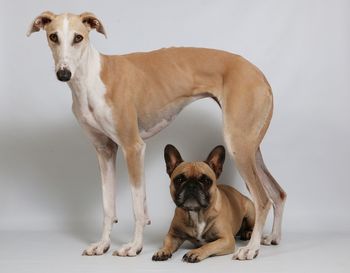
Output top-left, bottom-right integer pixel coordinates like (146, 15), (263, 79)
(28, 11), (106, 82)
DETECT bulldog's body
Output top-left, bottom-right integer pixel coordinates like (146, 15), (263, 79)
(169, 184), (255, 253)
(153, 145), (255, 262)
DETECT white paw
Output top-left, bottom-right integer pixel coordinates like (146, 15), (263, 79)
(82, 240), (110, 256)
(232, 245), (260, 260)
(261, 234), (281, 245)
(112, 242), (143, 257)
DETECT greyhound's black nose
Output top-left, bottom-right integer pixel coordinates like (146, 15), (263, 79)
(56, 68), (72, 82)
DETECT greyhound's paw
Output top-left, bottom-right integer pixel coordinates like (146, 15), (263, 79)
(112, 242), (143, 257)
(152, 249), (172, 261)
(261, 233), (281, 245)
(182, 249), (205, 263)
(232, 245), (259, 260)
(82, 240), (110, 256)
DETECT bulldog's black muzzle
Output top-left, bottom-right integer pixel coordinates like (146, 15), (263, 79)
(176, 180), (210, 211)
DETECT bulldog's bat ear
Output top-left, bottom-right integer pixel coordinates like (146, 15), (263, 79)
(164, 144), (183, 176)
(205, 145), (225, 178)
(80, 12), (107, 38)
(27, 11), (56, 37)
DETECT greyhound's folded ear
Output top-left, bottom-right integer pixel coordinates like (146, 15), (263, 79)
(27, 11), (56, 37)
(80, 12), (107, 38)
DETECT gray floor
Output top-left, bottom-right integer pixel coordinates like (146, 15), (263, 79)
(1, 228), (349, 273)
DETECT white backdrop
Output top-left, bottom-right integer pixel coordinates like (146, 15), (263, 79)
(1, 0), (350, 271)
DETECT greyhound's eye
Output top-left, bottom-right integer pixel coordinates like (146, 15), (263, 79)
(49, 33), (59, 43)
(73, 34), (84, 44)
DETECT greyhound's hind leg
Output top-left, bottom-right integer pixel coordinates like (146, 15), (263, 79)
(222, 78), (274, 259)
(256, 148), (286, 245)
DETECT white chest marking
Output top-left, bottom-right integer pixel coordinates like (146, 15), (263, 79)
(189, 211), (206, 242)
(68, 47), (118, 143)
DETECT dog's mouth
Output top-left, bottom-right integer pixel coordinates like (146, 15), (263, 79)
(175, 195), (209, 212)
(181, 199), (202, 211)
(174, 181), (211, 211)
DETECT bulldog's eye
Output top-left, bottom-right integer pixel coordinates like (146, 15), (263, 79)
(73, 34), (84, 44)
(199, 175), (212, 186)
(174, 174), (186, 185)
(49, 33), (59, 43)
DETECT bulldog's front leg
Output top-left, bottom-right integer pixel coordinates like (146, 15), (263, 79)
(113, 138), (150, 256)
(182, 237), (235, 263)
(152, 233), (185, 261)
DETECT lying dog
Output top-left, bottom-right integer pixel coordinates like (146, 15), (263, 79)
(152, 145), (255, 262)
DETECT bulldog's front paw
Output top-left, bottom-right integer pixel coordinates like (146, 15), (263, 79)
(182, 250), (205, 263)
(152, 249), (172, 261)
(82, 240), (110, 256)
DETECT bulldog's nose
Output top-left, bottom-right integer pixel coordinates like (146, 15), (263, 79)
(56, 68), (71, 82)
(186, 181), (198, 192)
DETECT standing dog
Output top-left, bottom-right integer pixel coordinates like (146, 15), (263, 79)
(153, 145), (255, 262)
(27, 11), (286, 259)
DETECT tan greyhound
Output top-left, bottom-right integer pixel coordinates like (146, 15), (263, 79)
(27, 11), (286, 260)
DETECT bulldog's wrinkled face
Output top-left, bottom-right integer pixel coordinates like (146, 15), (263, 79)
(164, 145), (225, 212)
(27, 11), (106, 82)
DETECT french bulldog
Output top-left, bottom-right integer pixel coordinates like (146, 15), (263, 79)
(152, 144), (255, 263)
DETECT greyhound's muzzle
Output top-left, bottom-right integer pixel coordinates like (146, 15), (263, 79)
(56, 68), (72, 82)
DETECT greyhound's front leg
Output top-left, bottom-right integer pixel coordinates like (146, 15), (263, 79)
(113, 140), (150, 256)
(83, 141), (118, 255)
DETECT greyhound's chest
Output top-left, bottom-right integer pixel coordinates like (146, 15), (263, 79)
(70, 81), (117, 142)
